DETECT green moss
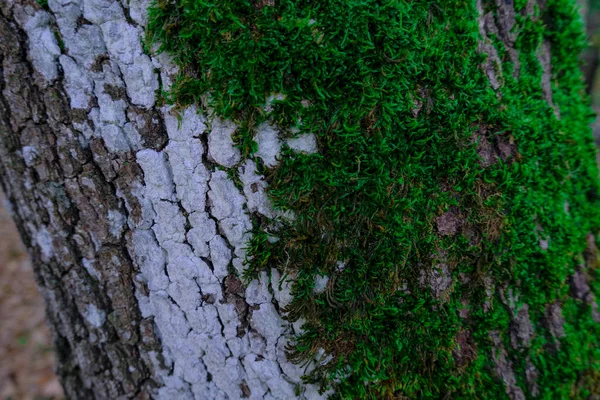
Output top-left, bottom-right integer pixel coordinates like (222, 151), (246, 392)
(147, 0), (600, 398)
(54, 29), (65, 53)
(37, 0), (49, 11)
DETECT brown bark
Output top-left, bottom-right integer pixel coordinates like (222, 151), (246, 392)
(0, 2), (163, 397)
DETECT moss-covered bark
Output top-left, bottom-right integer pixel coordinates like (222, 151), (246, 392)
(149, 0), (597, 398)
(0, 0), (598, 397)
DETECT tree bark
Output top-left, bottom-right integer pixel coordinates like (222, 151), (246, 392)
(1, 0), (599, 399)
(0, 0), (321, 398)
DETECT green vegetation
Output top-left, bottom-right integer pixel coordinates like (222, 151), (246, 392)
(147, 0), (600, 398)
(36, 0), (49, 11)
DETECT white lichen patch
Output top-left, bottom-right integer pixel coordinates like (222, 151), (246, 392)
(131, 230), (169, 292)
(163, 106), (206, 143)
(59, 55), (94, 109)
(34, 226), (55, 262)
(165, 138), (209, 214)
(254, 122), (281, 168)
(271, 268), (294, 308)
(245, 271), (272, 304)
(314, 275), (330, 294)
(208, 171), (246, 221)
(82, 257), (102, 281)
(208, 236), (231, 279)
(286, 133), (318, 154)
(239, 160), (273, 218)
(19, 10), (61, 84)
(83, 303), (106, 328)
(136, 150), (175, 201)
(107, 209), (126, 238)
(82, 0), (124, 25)
(208, 119), (240, 168)
(21, 146), (40, 167)
(100, 20), (158, 107)
(186, 212), (216, 258)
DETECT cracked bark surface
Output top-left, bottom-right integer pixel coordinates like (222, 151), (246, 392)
(0, 0), (323, 398)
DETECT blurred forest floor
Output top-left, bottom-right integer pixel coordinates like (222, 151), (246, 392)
(0, 192), (63, 400)
(2, 2), (600, 399)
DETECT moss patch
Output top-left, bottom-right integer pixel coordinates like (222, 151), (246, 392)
(147, 0), (600, 398)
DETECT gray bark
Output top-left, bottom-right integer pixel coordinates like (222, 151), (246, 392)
(0, 0), (323, 398)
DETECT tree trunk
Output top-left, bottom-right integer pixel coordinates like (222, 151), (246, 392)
(0, 0), (320, 398)
(1, 0), (599, 399)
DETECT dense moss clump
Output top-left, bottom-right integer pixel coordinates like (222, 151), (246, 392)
(147, 0), (600, 398)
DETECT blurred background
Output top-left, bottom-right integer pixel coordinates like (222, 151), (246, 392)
(580, 0), (600, 143)
(0, 192), (63, 399)
(2, 2), (600, 399)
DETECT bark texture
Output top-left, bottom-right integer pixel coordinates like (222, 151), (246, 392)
(1, 0), (598, 399)
(0, 0), (323, 398)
